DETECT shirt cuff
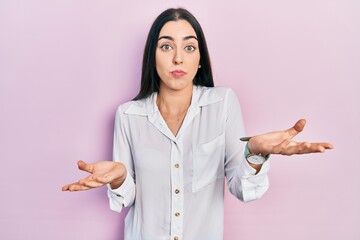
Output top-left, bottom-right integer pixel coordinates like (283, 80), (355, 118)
(240, 158), (270, 202)
(107, 170), (134, 199)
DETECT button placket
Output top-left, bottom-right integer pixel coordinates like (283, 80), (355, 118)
(170, 140), (184, 239)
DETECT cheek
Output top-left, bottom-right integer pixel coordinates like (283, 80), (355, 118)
(188, 54), (201, 70)
(155, 55), (169, 79)
(155, 51), (161, 68)
(155, 52), (170, 69)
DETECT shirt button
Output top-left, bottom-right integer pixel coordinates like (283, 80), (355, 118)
(174, 163), (180, 168)
(175, 189), (180, 194)
(175, 212), (180, 217)
(174, 237), (179, 240)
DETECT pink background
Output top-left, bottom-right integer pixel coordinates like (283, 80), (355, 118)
(1, 0), (359, 239)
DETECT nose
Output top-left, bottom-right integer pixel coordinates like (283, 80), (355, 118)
(173, 49), (183, 65)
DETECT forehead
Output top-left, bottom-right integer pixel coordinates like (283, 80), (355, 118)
(159, 20), (197, 38)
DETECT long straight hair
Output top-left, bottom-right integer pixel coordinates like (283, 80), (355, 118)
(133, 8), (214, 100)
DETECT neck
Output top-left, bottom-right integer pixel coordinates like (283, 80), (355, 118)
(157, 86), (193, 114)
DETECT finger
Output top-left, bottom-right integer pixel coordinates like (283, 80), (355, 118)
(78, 178), (106, 188)
(62, 184), (71, 191)
(286, 142), (332, 155)
(286, 119), (306, 139)
(77, 160), (94, 173)
(68, 184), (91, 191)
(291, 142), (313, 154)
(303, 142), (334, 153)
(302, 143), (326, 154)
(62, 182), (91, 191)
(310, 142), (334, 152)
(322, 143), (334, 149)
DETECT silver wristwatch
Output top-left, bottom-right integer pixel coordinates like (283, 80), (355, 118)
(246, 152), (267, 164)
(241, 138), (269, 164)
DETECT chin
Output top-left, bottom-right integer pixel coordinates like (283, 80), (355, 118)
(171, 83), (193, 92)
(161, 79), (193, 92)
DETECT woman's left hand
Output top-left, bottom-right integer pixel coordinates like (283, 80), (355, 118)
(247, 119), (334, 156)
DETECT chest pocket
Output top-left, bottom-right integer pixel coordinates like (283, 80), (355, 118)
(192, 133), (225, 192)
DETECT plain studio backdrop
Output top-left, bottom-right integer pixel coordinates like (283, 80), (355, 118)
(0, 0), (359, 239)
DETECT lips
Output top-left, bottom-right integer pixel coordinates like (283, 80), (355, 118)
(171, 70), (186, 77)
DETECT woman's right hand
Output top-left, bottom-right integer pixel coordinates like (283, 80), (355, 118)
(62, 160), (127, 192)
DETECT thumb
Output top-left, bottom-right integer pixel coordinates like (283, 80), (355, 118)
(77, 160), (94, 173)
(287, 119), (306, 138)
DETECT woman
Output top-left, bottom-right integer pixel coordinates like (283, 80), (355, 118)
(62, 8), (333, 240)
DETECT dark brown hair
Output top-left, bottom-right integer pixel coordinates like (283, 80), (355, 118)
(133, 8), (214, 100)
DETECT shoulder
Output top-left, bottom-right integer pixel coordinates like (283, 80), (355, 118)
(115, 93), (156, 117)
(195, 86), (238, 106)
(115, 101), (135, 115)
(198, 85), (236, 96)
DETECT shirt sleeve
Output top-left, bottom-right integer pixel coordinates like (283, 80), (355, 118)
(224, 89), (270, 202)
(107, 105), (136, 212)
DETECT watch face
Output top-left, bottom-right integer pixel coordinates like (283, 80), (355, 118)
(247, 155), (266, 165)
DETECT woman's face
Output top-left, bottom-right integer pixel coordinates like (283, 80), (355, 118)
(156, 20), (200, 92)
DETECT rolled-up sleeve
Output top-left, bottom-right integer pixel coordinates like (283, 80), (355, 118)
(107, 169), (136, 212)
(107, 105), (136, 212)
(224, 89), (270, 202)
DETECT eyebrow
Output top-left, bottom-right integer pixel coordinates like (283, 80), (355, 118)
(158, 35), (198, 41)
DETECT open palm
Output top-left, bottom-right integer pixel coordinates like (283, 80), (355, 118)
(248, 119), (333, 156)
(62, 160), (126, 191)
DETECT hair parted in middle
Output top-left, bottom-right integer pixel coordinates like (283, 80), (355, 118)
(133, 8), (214, 100)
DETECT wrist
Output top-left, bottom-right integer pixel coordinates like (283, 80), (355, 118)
(110, 176), (126, 189)
(245, 142), (270, 166)
(110, 163), (127, 189)
(248, 137), (270, 157)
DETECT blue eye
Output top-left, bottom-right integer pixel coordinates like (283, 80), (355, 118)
(185, 45), (196, 52)
(161, 45), (173, 51)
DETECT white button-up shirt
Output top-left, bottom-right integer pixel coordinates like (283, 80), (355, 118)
(108, 86), (270, 240)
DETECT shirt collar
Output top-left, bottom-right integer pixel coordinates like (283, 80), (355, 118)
(124, 86), (223, 116)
